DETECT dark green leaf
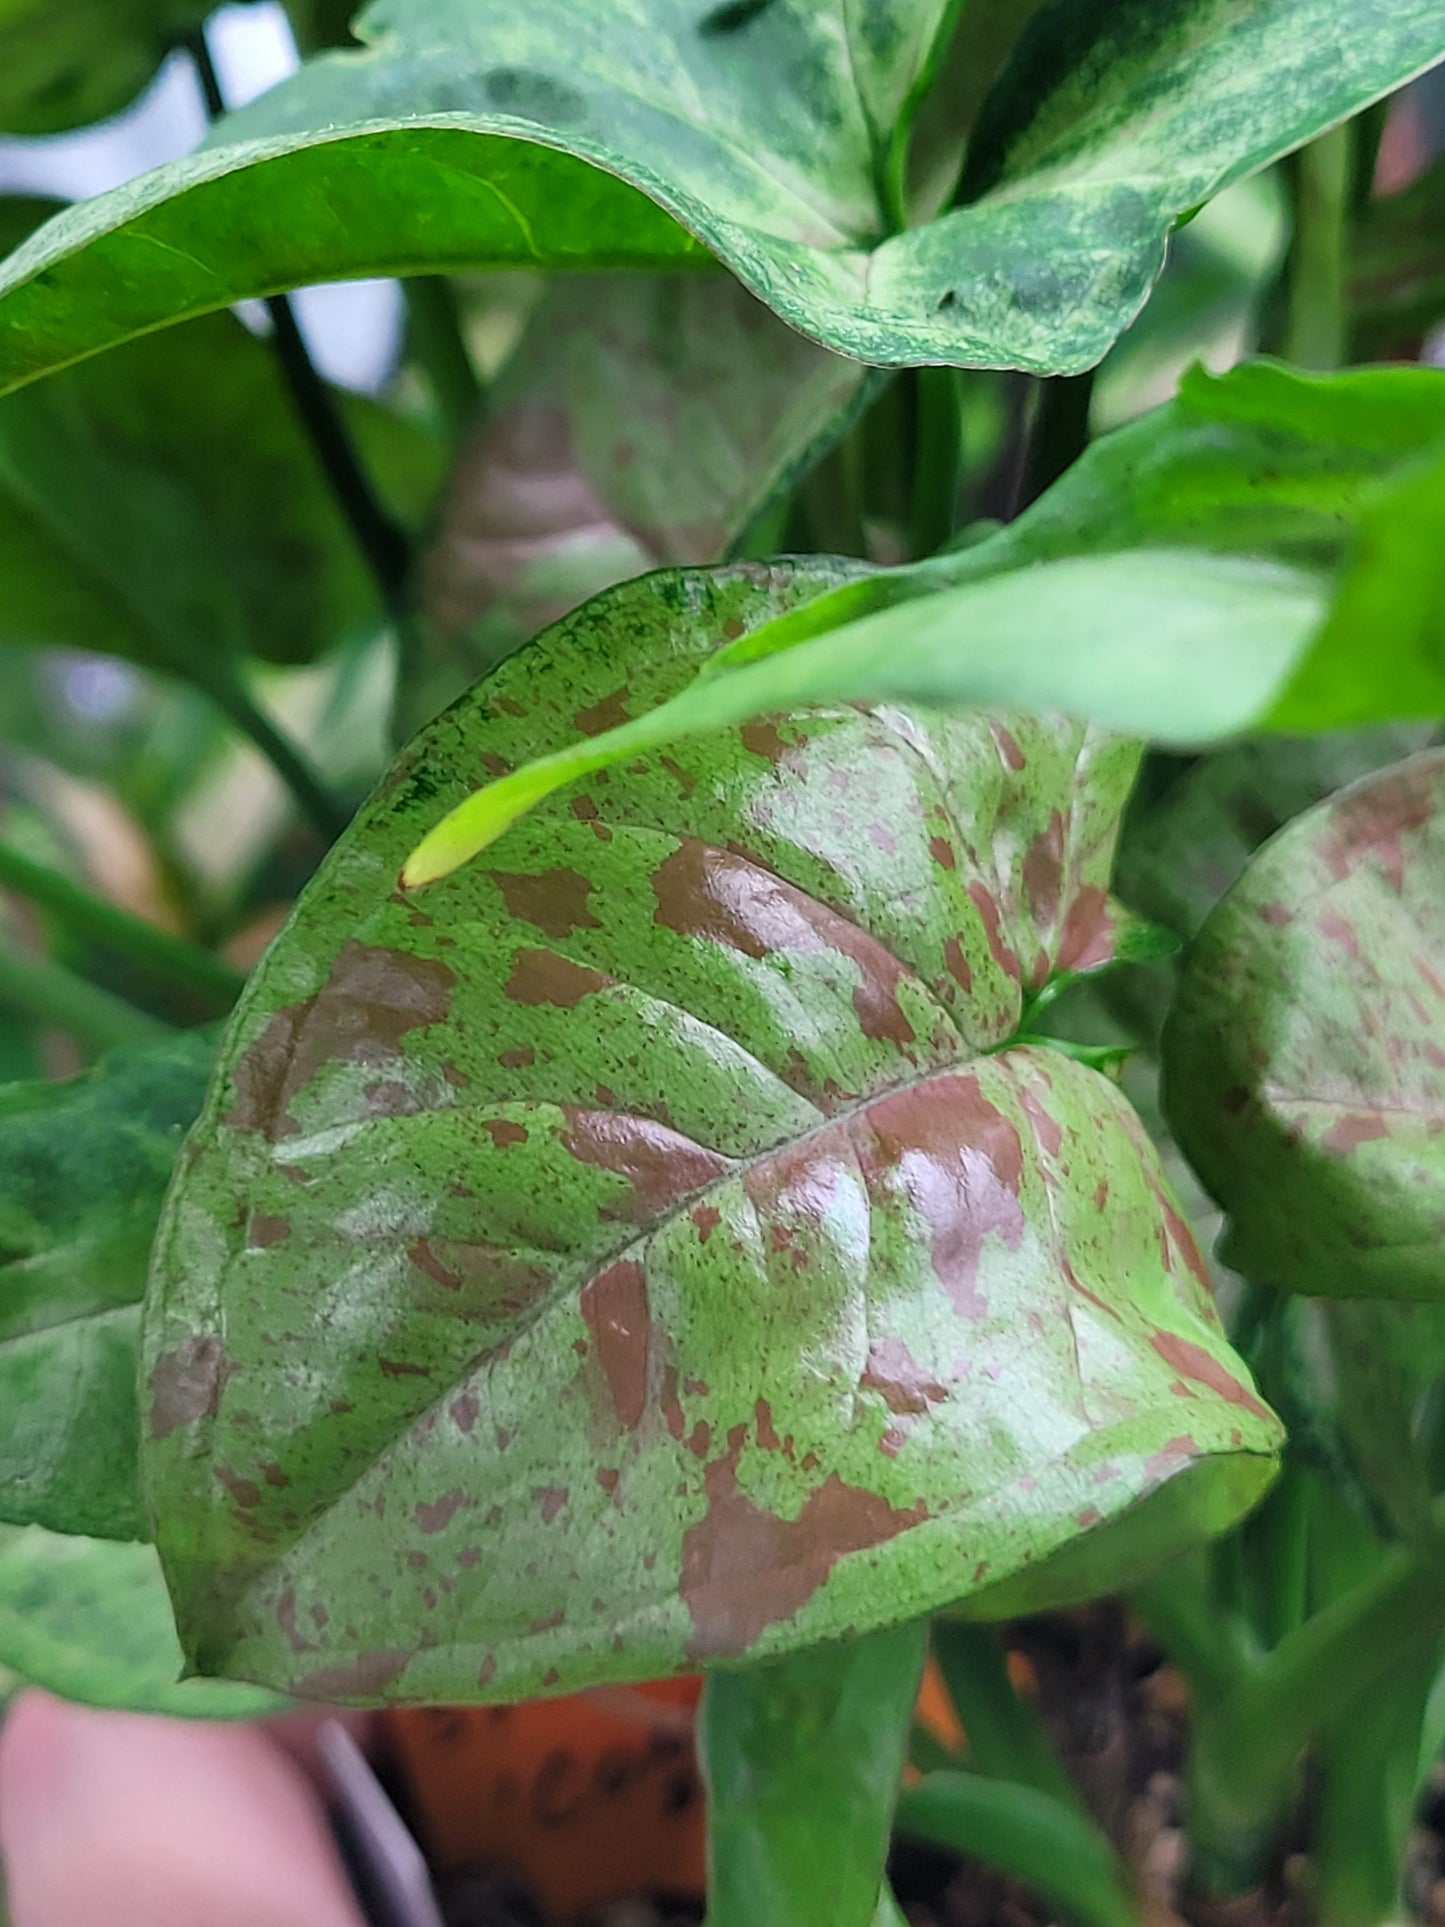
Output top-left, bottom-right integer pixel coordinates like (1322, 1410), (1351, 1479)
(0, 1526), (277, 1715)
(144, 560), (1276, 1705)
(0, 307), (440, 678)
(0, 1030), (214, 1540)
(0, 0), (211, 135)
(702, 1620), (926, 1927)
(0, 1), (1440, 390)
(1164, 750), (1445, 1299)
(404, 362), (1445, 877)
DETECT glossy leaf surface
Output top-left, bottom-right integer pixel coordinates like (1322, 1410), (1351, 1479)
(0, 0), (211, 134)
(404, 362), (1445, 878)
(0, 1526), (277, 1715)
(0, 307), (439, 677)
(1165, 751), (1445, 1299)
(0, 1), (1442, 392)
(147, 560), (1277, 1704)
(0, 1031), (213, 1541)
(702, 1619), (926, 1927)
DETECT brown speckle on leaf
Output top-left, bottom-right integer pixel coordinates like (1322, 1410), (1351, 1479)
(487, 865), (601, 940)
(225, 944), (455, 1138)
(503, 947), (610, 1008)
(148, 1336), (234, 1441)
(580, 1259), (650, 1431)
(680, 1443), (927, 1658)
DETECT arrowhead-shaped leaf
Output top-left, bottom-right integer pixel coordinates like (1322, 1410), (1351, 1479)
(0, 1), (1441, 392)
(1164, 750), (1445, 1299)
(145, 560), (1278, 1705)
(0, 1030), (214, 1541)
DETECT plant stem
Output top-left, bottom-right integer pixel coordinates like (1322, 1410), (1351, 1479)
(203, 668), (352, 843)
(185, 26), (413, 630)
(1018, 370), (1095, 512)
(1188, 1535), (1445, 1889)
(1313, 1639), (1440, 1927)
(909, 366), (964, 557)
(1284, 123), (1350, 370)
(0, 843), (244, 1009)
(1130, 1554), (1259, 1706)
(931, 1622), (1090, 1820)
(0, 945), (172, 1055)
(404, 275), (483, 440)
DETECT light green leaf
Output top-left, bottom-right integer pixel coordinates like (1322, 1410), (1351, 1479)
(0, 306), (439, 679)
(702, 1620), (926, 1927)
(402, 360), (1445, 881)
(0, 1526), (278, 1715)
(1164, 750), (1445, 1299)
(0, 1), (1440, 391)
(0, 0), (212, 135)
(144, 560), (1276, 1705)
(0, 1030), (215, 1540)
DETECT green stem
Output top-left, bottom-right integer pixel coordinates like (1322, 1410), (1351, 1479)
(909, 367), (964, 558)
(1284, 123), (1350, 370)
(203, 669), (352, 844)
(1130, 1554), (1259, 1706)
(896, 1774), (1142, 1927)
(404, 276), (483, 441)
(930, 1623), (1090, 1822)
(1313, 1640), (1441, 1927)
(0, 945), (171, 1054)
(1188, 1536), (1445, 1889)
(1018, 370), (1095, 512)
(0, 843), (244, 1010)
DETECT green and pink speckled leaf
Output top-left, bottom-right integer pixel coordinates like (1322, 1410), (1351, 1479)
(144, 560), (1278, 1705)
(1166, 750), (1445, 1300)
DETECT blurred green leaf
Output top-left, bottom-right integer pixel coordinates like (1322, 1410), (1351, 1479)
(1164, 750), (1445, 1299)
(0, 0), (212, 135)
(702, 1620), (926, 1927)
(0, 1526), (277, 1715)
(0, 1029), (213, 1539)
(0, 307), (440, 682)
(412, 271), (867, 729)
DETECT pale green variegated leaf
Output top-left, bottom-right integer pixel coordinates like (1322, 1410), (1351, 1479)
(0, 0), (213, 134)
(0, 1030), (215, 1541)
(412, 270), (868, 728)
(0, 1526), (277, 1715)
(0, 1), (1441, 392)
(1164, 751), (1445, 1300)
(703, 1621), (927, 1927)
(401, 361), (1445, 882)
(144, 560), (1276, 1706)
(0, 305), (440, 678)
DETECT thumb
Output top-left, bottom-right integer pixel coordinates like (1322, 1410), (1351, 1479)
(0, 1691), (367, 1927)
